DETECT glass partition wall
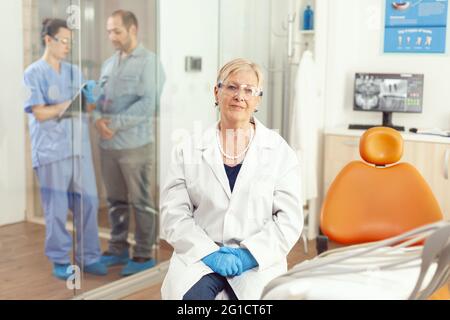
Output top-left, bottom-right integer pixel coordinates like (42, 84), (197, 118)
(77, 0), (166, 296)
(15, 0), (164, 298)
(19, 0), (86, 299)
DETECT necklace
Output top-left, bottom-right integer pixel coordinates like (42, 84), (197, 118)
(216, 126), (255, 160)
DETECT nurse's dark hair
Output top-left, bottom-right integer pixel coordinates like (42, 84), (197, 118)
(41, 18), (68, 47)
(111, 10), (138, 31)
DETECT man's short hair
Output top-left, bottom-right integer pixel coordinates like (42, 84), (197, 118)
(112, 10), (138, 30)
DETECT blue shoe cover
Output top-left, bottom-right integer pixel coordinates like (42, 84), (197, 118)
(53, 263), (72, 280)
(84, 261), (108, 276)
(121, 258), (156, 276)
(100, 250), (129, 267)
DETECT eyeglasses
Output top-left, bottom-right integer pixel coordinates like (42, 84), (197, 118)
(218, 82), (263, 100)
(51, 36), (71, 46)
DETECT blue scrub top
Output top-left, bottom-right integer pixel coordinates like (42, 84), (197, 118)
(23, 59), (91, 168)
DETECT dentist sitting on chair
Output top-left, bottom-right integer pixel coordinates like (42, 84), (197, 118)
(160, 58), (303, 300)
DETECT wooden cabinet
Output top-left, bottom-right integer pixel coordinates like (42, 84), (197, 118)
(323, 135), (360, 193)
(402, 141), (450, 220)
(323, 131), (450, 220)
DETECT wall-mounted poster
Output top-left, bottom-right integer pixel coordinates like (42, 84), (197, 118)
(384, 0), (449, 53)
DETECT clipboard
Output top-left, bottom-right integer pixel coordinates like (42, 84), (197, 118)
(57, 83), (88, 121)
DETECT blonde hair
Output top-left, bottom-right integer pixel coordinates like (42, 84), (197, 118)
(216, 58), (264, 89)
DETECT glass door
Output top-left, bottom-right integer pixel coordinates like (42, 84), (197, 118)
(77, 0), (165, 296)
(18, 0), (166, 298)
(19, 0), (84, 299)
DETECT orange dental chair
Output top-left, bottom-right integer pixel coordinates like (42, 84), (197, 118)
(262, 127), (449, 300)
(319, 127), (448, 299)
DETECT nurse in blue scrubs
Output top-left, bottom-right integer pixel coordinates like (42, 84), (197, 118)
(23, 18), (106, 280)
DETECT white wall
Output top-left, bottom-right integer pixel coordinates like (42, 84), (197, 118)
(0, 0), (26, 226)
(322, 0), (450, 130)
(218, 0), (271, 126)
(158, 0), (293, 185)
(159, 0), (219, 184)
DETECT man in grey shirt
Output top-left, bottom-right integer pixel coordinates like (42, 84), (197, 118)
(91, 10), (164, 276)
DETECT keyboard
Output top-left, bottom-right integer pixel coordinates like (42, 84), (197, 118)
(348, 124), (376, 130)
(348, 124), (405, 131)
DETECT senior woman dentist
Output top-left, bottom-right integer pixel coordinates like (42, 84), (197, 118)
(160, 58), (303, 300)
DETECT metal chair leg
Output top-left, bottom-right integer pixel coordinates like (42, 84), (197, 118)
(302, 233), (308, 254)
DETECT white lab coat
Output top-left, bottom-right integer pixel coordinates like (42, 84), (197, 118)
(289, 50), (320, 204)
(160, 118), (303, 300)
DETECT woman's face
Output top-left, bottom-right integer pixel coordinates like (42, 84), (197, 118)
(215, 70), (261, 126)
(47, 27), (71, 60)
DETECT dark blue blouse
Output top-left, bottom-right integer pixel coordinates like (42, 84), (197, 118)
(224, 163), (243, 192)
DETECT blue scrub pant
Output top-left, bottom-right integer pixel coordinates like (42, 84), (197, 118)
(35, 156), (101, 266)
(183, 273), (238, 300)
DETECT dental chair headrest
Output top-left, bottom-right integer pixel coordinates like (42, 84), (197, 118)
(359, 127), (403, 166)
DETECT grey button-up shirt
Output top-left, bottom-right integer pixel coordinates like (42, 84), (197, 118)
(93, 44), (164, 150)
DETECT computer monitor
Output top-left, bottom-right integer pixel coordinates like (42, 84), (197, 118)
(350, 72), (424, 131)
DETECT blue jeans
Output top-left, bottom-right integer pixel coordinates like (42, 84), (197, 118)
(183, 273), (238, 300)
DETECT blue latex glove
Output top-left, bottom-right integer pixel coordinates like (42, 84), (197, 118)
(82, 80), (98, 104)
(202, 251), (243, 277)
(220, 247), (258, 272)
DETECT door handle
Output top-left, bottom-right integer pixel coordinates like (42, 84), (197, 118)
(445, 149), (449, 180)
(342, 140), (359, 147)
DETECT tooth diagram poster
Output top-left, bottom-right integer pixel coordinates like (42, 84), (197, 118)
(384, 0), (449, 53)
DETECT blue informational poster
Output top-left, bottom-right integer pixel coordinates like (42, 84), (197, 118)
(384, 0), (449, 53)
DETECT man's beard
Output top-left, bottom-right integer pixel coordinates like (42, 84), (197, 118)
(117, 37), (132, 53)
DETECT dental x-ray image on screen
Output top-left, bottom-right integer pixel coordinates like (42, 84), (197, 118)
(354, 73), (424, 113)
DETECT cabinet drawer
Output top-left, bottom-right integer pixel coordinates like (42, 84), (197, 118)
(323, 135), (361, 192)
